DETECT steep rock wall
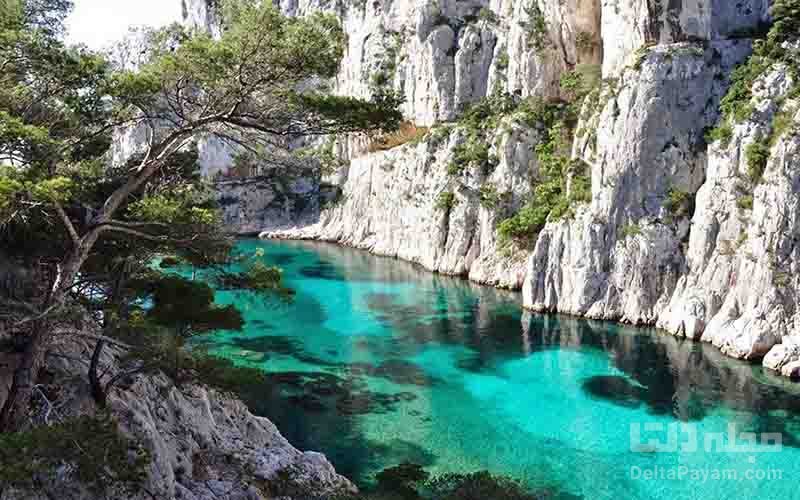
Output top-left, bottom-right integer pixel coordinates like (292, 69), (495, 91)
(601, 0), (770, 75)
(187, 0), (602, 124)
(524, 40), (753, 322)
(659, 62), (800, 361)
(267, 119), (538, 288)
(175, 1), (800, 376)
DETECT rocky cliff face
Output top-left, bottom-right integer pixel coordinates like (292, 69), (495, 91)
(525, 40), (753, 322)
(0, 337), (354, 500)
(267, 117), (537, 288)
(659, 59), (800, 365)
(179, 0), (799, 377)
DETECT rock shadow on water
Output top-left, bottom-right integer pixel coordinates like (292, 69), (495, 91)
(455, 354), (490, 374)
(336, 391), (417, 416)
(739, 414), (800, 449)
(268, 252), (297, 266)
(287, 394), (328, 412)
(299, 260), (345, 281)
(582, 375), (646, 409)
(334, 438), (438, 487)
(227, 334), (343, 368)
(261, 370), (419, 417)
(246, 318), (271, 328)
(346, 359), (438, 387)
(249, 369), (429, 480)
(364, 292), (401, 312)
(582, 374), (712, 420)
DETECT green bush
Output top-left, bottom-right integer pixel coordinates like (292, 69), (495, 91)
(569, 168), (592, 204)
(497, 199), (551, 243)
(575, 31), (596, 51)
(520, 3), (549, 50)
(446, 161), (465, 176)
(498, 107), (590, 247)
(745, 140), (770, 183)
(477, 8), (498, 24)
(514, 97), (562, 129)
(0, 414), (149, 493)
(768, 0), (800, 46)
(737, 194), (754, 210)
(478, 183), (504, 208)
(710, 0), (800, 142)
(559, 64), (601, 102)
(426, 125), (453, 148)
(435, 191), (457, 211)
(332, 468), (541, 500)
(496, 50), (509, 71)
(451, 137), (491, 172)
(375, 462), (429, 499)
(620, 223), (643, 240)
(770, 110), (797, 145)
(705, 123), (734, 147)
(631, 46), (651, 71)
(665, 188), (693, 217)
(459, 92), (517, 131)
(425, 471), (538, 500)
(560, 71), (583, 94)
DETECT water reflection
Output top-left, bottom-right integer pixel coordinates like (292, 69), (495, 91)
(204, 240), (800, 497)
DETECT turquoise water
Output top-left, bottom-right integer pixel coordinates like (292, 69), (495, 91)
(200, 239), (800, 499)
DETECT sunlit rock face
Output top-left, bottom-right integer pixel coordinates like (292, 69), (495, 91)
(600, 0), (770, 76)
(186, 0), (602, 124)
(182, 0), (223, 37)
(659, 64), (800, 362)
(265, 119), (538, 289)
(524, 40), (753, 323)
(172, 1), (800, 376)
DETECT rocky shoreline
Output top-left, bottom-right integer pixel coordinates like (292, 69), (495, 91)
(0, 338), (355, 500)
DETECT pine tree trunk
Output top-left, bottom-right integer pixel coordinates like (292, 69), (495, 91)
(0, 236), (97, 431)
(0, 319), (47, 431)
(88, 339), (107, 407)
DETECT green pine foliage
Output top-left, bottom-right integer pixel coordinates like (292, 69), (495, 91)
(0, 414), (149, 494)
(665, 188), (693, 218)
(520, 2), (549, 51)
(0, 0), (401, 457)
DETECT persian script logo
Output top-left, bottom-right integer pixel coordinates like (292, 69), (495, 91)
(629, 422), (783, 454)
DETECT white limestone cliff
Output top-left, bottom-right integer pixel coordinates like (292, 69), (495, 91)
(600, 0), (770, 76)
(266, 118), (538, 288)
(659, 61), (800, 362)
(187, 0), (602, 124)
(176, 0), (800, 377)
(524, 40), (753, 322)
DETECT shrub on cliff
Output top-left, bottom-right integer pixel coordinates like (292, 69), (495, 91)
(707, 0), (800, 144)
(0, 413), (149, 495)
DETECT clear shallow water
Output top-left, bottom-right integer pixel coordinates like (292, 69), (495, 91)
(200, 239), (800, 499)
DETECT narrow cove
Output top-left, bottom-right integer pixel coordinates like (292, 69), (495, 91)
(197, 239), (800, 500)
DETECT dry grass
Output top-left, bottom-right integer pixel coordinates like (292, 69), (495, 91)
(367, 121), (429, 153)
